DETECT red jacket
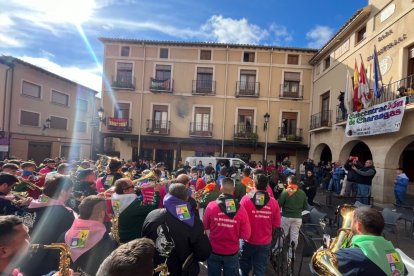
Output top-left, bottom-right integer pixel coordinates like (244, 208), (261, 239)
(204, 198), (251, 255)
(240, 192), (281, 245)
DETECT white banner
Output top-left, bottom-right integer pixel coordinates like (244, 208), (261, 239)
(345, 97), (406, 137)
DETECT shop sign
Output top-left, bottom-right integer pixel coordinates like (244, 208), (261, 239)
(345, 97), (406, 137)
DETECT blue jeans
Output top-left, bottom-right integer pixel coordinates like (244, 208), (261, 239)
(333, 179), (341, 194)
(357, 184), (371, 205)
(239, 242), (271, 276)
(207, 253), (239, 276)
(395, 191), (408, 206)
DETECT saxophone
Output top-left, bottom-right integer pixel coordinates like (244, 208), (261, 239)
(30, 243), (71, 276)
(111, 214), (121, 245)
(311, 204), (356, 276)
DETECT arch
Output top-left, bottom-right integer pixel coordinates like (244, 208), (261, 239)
(339, 140), (372, 163)
(313, 143), (332, 163)
(384, 135), (414, 171)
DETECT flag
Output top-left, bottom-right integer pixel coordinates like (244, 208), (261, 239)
(359, 58), (372, 109)
(372, 46), (383, 98)
(353, 60), (362, 112)
(345, 69), (353, 113)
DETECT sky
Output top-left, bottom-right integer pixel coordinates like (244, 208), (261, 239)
(0, 0), (367, 93)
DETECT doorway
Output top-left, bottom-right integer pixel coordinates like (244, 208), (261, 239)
(28, 142), (51, 164)
(155, 149), (174, 171)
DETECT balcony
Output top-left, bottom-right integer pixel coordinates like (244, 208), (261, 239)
(192, 80), (216, 95)
(149, 78), (173, 93)
(189, 122), (213, 137)
(106, 118), (132, 132)
(279, 84), (304, 99)
(277, 127), (303, 142)
(234, 124), (258, 140)
(236, 81), (260, 97)
(336, 106), (348, 124)
(371, 74), (414, 106)
(111, 76), (135, 90)
(310, 111), (332, 130)
(146, 120), (170, 135)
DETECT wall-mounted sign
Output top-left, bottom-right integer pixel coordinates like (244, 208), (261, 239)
(367, 31), (407, 61)
(380, 3), (395, 23)
(379, 56), (392, 75)
(345, 97), (406, 137)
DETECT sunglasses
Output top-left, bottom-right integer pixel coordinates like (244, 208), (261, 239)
(123, 185), (134, 190)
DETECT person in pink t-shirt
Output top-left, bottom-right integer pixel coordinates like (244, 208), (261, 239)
(239, 174), (281, 276)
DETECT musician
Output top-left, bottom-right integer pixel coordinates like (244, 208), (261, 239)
(138, 169), (166, 208)
(60, 195), (117, 275)
(97, 238), (156, 276)
(21, 175), (75, 276)
(0, 173), (31, 216)
(1, 163), (19, 175)
(204, 177), (251, 275)
(174, 174), (198, 216)
(96, 158), (123, 192)
(142, 184), (211, 276)
(112, 178), (160, 243)
(45, 163), (71, 181)
(239, 174), (281, 276)
(74, 168), (97, 198)
(334, 207), (405, 275)
(196, 166), (214, 192)
(241, 168), (255, 193)
(198, 178), (220, 211)
(0, 215), (30, 276)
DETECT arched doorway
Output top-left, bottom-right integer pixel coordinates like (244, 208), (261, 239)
(399, 141), (414, 182)
(339, 140), (373, 164)
(313, 143), (332, 163)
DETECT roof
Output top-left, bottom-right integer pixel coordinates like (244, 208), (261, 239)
(0, 56), (99, 94)
(99, 38), (319, 53)
(309, 5), (372, 64)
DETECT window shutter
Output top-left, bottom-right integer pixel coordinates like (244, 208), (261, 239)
(284, 72), (301, 81)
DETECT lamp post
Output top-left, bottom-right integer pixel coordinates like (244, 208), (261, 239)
(97, 107), (106, 125)
(263, 112), (270, 170)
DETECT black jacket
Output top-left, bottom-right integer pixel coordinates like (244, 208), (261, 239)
(354, 166), (376, 186)
(302, 176), (317, 190)
(20, 205), (75, 276)
(344, 160), (362, 182)
(142, 209), (211, 276)
(58, 231), (117, 276)
(0, 193), (27, 216)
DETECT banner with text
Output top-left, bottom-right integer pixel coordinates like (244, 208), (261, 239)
(345, 97), (406, 137)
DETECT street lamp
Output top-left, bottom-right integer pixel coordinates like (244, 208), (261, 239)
(97, 107), (106, 125)
(263, 113), (270, 170)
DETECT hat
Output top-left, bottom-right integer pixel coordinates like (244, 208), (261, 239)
(0, 173), (19, 185)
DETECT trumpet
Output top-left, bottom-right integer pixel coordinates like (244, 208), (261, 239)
(11, 191), (29, 200)
(30, 243), (71, 276)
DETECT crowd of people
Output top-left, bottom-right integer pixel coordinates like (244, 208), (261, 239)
(0, 155), (408, 276)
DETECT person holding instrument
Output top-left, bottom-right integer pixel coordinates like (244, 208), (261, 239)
(0, 173), (32, 216)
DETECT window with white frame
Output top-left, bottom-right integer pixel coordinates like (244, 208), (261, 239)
(160, 48), (169, 59)
(121, 46), (130, 57)
(20, 110), (40, 126)
(22, 81), (41, 98)
(194, 107), (211, 132)
(51, 90), (69, 106)
(116, 62), (133, 86)
(283, 72), (301, 94)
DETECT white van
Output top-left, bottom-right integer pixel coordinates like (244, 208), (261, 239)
(185, 157), (248, 170)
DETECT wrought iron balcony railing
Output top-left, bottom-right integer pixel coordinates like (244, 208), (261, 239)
(279, 84), (304, 99)
(277, 127), (303, 142)
(236, 81), (260, 97)
(149, 78), (173, 93)
(111, 76), (135, 90)
(146, 120), (170, 135)
(234, 124), (258, 140)
(106, 118), (132, 132)
(336, 106), (348, 123)
(189, 122), (213, 137)
(310, 110), (332, 130)
(192, 80), (216, 95)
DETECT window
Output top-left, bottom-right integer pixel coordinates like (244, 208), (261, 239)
(160, 48), (169, 59)
(155, 65), (171, 80)
(75, 121), (87, 133)
(151, 65), (172, 91)
(196, 67), (213, 92)
(287, 54), (299, 65)
(153, 105), (168, 130)
(239, 70), (257, 94)
(356, 26), (366, 44)
(121, 46), (130, 57)
(200, 50), (212, 60)
(321, 92), (330, 126)
(324, 57), (331, 70)
(20, 110), (39, 126)
(237, 109), (254, 133)
(51, 90), (69, 106)
(116, 62), (133, 86)
(50, 116), (68, 130)
(281, 112), (298, 136)
(283, 72), (301, 94)
(76, 98), (88, 112)
(114, 103), (130, 119)
(22, 81), (41, 98)
(243, 52), (255, 62)
(194, 107), (211, 132)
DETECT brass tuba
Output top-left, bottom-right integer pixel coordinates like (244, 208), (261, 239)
(311, 204), (356, 276)
(30, 243), (71, 276)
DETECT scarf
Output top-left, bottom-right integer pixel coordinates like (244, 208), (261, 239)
(216, 194), (240, 219)
(204, 182), (217, 193)
(28, 195), (76, 217)
(352, 235), (405, 276)
(111, 193), (138, 215)
(241, 177), (255, 193)
(163, 194), (195, 227)
(65, 219), (107, 262)
(249, 190), (270, 210)
(286, 184), (298, 196)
